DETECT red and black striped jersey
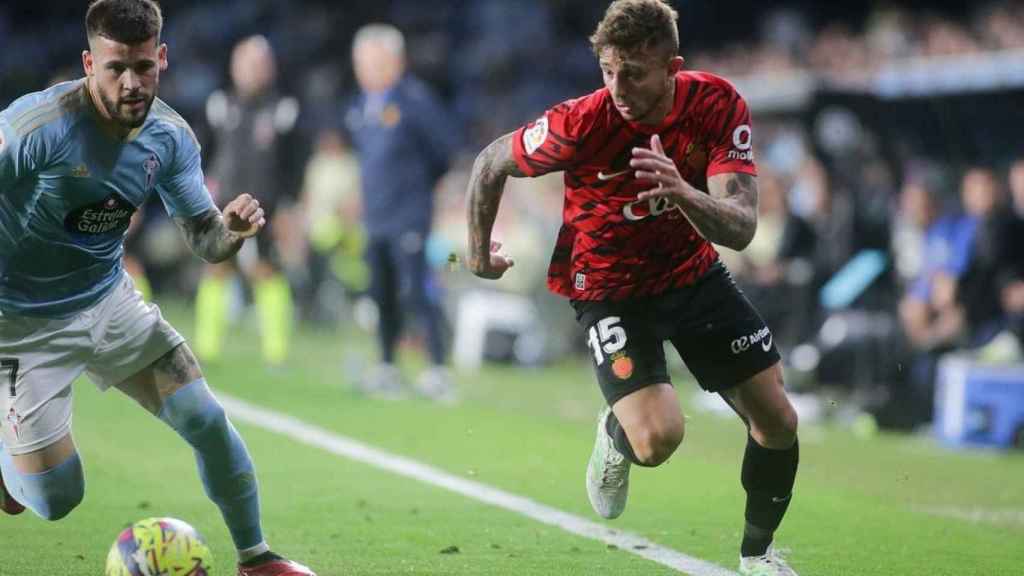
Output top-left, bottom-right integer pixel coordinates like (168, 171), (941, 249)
(511, 70), (758, 301)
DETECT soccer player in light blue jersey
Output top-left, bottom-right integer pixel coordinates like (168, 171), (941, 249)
(0, 2), (315, 575)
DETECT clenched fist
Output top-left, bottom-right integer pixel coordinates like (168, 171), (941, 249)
(223, 194), (265, 238)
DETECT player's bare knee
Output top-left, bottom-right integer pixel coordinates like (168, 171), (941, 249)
(782, 403), (799, 437)
(753, 404), (798, 448)
(774, 401), (799, 442)
(632, 424), (683, 466)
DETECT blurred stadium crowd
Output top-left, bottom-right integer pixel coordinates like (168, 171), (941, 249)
(3, 0), (1024, 430)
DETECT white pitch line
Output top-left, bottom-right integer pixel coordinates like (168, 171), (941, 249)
(920, 505), (1024, 527)
(219, 393), (738, 576)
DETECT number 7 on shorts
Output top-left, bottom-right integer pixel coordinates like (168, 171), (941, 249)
(1, 358), (18, 397)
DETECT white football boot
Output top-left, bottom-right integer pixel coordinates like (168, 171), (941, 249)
(739, 545), (798, 576)
(586, 407), (631, 519)
(414, 367), (458, 404)
(358, 363), (406, 400)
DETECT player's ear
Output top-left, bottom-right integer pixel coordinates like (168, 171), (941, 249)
(668, 56), (684, 74)
(82, 49), (94, 76)
(158, 43), (168, 72)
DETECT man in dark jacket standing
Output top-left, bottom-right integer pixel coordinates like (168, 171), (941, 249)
(346, 24), (459, 401)
(195, 35), (303, 367)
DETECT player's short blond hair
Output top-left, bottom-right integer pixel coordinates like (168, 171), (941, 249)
(590, 0), (679, 58)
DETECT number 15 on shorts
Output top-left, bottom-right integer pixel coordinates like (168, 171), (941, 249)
(587, 317), (626, 365)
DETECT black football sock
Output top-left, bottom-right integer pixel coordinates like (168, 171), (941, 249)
(740, 434), (799, 557)
(604, 410), (647, 466)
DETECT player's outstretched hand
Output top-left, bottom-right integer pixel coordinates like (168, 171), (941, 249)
(470, 240), (515, 280)
(631, 134), (693, 201)
(223, 193), (266, 238)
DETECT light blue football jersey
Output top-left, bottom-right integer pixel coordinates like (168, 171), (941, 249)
(0, 79), (214, 317)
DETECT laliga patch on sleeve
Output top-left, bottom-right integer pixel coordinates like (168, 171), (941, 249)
(522, 116), (549, 155)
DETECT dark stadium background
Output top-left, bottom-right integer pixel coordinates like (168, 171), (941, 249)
(3, 0), (1024, 436)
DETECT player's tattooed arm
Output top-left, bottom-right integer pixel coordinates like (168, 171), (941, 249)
(685, 172), (759, 251)
(632, 135), (758, 251)
(174, 193), (265, 263)
(465, 132), (523, 279)
(174, 209), (245, 263)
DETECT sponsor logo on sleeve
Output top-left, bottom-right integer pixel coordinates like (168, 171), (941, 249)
(727, 124), (753, 161)
(523, 116), (549, 155)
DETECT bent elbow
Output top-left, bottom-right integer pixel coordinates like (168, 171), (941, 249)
(729, 220), (757, 251)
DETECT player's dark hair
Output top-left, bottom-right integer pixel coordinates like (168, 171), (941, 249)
(590, 0), (679, 59)
(86, 0), (163, 45)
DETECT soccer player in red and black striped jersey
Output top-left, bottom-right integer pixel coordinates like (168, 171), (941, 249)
(465, 1), (800, 574)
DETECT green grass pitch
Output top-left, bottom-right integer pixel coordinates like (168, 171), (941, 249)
(1, 302), (1022, 575)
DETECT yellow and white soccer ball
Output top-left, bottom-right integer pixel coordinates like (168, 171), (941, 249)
(105, 517), (214, 576)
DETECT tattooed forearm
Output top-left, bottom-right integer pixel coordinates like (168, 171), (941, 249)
(676, 173), (758, 251)
(465, 132), (524, 272)
(174, 209), (244, 263)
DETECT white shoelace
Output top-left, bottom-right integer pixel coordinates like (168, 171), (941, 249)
(601, 439), (629, 487)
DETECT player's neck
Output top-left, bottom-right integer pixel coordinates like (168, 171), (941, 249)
(85, 78), (134, 140)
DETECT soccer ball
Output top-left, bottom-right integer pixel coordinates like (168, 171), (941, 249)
(105, 517), (214, 576)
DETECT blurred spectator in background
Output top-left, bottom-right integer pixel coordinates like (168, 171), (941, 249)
(956, 168), (1015, 348)
(891, 164), (950, 291)
(194, 35), (305, 366)
(878, 166), (956, 426)
(895, 167), (1009, 425)
(797, 157), (855, 294)
(298, 129), (367, 324)
(723, 170), (815, 350)
(1003, 158), (1024, 347)
(346, 23), (460, 401)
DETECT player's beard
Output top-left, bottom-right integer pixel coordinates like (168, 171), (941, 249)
(98, 90), (154, 129)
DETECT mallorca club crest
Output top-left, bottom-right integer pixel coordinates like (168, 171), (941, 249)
(610, 352), (634, 380)
(143, 154), (160, 191)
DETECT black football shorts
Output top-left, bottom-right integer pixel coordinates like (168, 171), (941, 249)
(571, 261), (781, 405)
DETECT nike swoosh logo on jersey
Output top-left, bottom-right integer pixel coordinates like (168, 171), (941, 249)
(597, 169), (630, 181)
(771, 494), (791, 503)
